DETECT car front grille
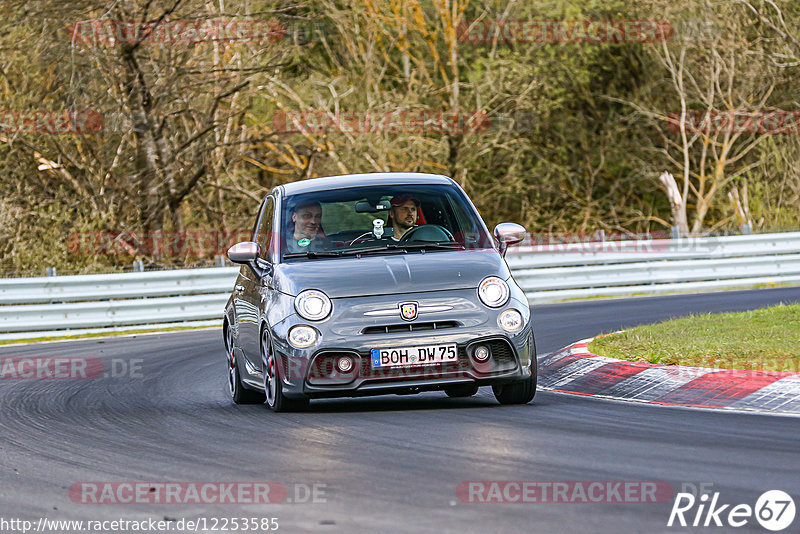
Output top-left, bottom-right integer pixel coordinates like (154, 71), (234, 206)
(486, 339), (515, 366)
(306, 338), (519, 387)
(361, 320), (460, 335)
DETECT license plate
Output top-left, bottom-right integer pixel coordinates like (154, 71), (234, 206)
(371, 344), (458, 368)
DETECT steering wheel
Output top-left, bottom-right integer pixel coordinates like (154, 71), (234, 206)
(399, 224), (455, 243)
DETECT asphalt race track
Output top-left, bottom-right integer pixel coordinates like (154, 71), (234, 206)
(1, 287), (799, 533)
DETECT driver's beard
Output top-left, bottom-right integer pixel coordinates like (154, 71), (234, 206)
(395, 223), (415, 239)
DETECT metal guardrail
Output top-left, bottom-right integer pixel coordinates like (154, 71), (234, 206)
(0, 267), (237, 304)
(506, 231), (800, 303)
(1, 232), (799, 339)
(0, 268), (239, 339)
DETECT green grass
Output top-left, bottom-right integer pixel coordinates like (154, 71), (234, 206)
(0, 324), (218, 346)
(588, 303), (800, 372)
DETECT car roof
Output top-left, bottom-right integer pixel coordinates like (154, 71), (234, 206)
(278, 173), (455, 196)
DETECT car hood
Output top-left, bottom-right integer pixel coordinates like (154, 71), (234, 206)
(274, 249), (510, 298)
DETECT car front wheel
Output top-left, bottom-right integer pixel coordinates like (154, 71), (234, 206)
(492, 358), (537, 405)
(262, 329), (309, 413)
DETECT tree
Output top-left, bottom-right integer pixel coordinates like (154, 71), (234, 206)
(626, 0), (796, 235)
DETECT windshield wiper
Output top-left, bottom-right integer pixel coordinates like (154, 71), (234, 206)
(337, 244), (407, 256)
(284, 250), (343, 258)
(338, 242), (465, 256)
(397, 243), (466, 251)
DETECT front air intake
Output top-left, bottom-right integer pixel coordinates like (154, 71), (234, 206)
(361, 321), (460, 335)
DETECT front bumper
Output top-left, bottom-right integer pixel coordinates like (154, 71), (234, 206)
(269, 288), (534, 398)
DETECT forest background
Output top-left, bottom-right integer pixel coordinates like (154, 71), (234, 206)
(1, 0), (799, 274)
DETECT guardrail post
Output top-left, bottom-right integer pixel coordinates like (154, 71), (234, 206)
(671, 225), (681, 239)
(132, 260), (144, 272)
(45, 267), (57, 277)
(741, 224), (752, 235)
(215, 255), (226, 267)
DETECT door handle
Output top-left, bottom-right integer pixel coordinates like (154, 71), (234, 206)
(235, 284), (245, 292)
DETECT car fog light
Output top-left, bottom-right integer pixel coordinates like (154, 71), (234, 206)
(337, 356), (355, 373)
(473, 345), (490, 362)
(499, 309), (524, 332)
(289, 325), (318, 348)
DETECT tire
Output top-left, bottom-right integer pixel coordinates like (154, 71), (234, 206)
(262, 328), (309, 413)
(444, 383), (480, 398)
(492, 343), (538, 405)
(226, 325), (265, 405)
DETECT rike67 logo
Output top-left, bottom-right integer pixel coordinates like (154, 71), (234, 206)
(668, 489), (795, 531)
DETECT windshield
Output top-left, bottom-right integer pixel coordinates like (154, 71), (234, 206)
(280, 184), (493, 260)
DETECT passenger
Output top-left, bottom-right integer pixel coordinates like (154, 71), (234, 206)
(286, 200), (330, 253)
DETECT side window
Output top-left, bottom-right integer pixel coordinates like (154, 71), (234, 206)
(421, 197), (453, 229)
(447, 195), (487, 249)
(254, 196), (275, 261)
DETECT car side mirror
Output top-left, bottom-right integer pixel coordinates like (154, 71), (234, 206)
(228, 241), (259, 263)
(227, 241), (272, 278)
(493, 223), (526, 257)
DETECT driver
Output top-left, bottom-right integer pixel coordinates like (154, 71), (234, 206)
(286, 200), (330, 253)
(387, 195), (421, 241)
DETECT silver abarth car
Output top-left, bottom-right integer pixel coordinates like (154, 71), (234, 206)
(223, 173), (536, 411)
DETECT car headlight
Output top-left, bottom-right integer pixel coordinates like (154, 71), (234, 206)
(478, 276), (510, 308)
(498, 309), (524, 332)
(289, 325), (318, 348)
(295, 290), (332, 321)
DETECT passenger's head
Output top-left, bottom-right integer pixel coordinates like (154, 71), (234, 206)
(291, 201), (323, 239)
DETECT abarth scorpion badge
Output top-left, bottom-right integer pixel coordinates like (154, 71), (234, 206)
(399, 302), (418, 321)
